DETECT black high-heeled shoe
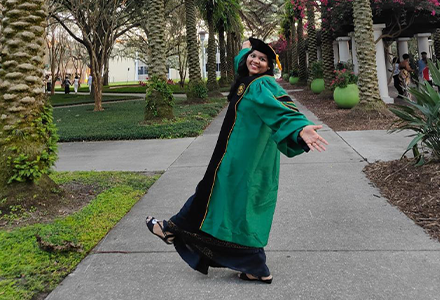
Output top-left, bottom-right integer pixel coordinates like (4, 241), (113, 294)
(146, 216), (175, 245)
(238, 273), (273, 284)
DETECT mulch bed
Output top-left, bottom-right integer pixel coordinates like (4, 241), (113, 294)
(280, 82), (400, 131)
(279, 81), (440, 243)
(364, 159), (440, 242)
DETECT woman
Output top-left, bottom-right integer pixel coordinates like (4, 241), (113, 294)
(73, 75), (80, 94)
(63, 76), (71, 94)
(390, 57), (404, 99)
(399, 54), (414, 99)
(146, 38), (328, 283)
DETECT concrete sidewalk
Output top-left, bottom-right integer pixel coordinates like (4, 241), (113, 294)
(48, 97), (440, 299)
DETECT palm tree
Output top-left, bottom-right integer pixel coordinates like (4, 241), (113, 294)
(291, 16), (298, 71)
(352, 0), (386, 110)
(185, 0), (206, 102)
(297, 15), (307, 82)
(145, 0), (174, 120)
(205, 5), (219, 93)
(0, 0), (58, 191)
(306, 0), (318, 85)
(217, 22), (228, 86)
(321, 1), (335, 90)
(434, 29), (440, 60)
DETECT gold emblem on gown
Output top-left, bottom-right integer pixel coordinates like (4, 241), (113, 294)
(237, 83), (245, 96)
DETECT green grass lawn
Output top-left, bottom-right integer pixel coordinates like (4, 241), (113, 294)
(0, 171), (159, 300)
(55, 83), (230, 94)
(49, 94), (142, 107)
(54, 97), (227, 142)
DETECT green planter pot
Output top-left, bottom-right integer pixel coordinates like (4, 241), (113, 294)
(289, 76), (299, 85)
(311, 78), (325, 94)
(333, 84), (360, 109)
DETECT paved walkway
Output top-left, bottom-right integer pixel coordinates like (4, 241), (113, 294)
(48, 95), (440, 299)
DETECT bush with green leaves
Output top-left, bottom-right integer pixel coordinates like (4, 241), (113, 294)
(282, 73), (290, 81)
(311, 61), (323, 79)
(290, 69), (299, 77)
(389, 59), (440, 165)
(186, 80), (208, 101)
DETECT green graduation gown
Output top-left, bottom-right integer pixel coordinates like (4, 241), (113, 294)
(194, 48), (314, 248)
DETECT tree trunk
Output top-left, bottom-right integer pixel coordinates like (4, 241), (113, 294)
(321, 4), (334, 90)
(297, 17), (307, 82)
(206, 12), (219, 92)
(291, 18), (298, 71)
(434, 29), (440, 60)
(352, 0), (386, 110)
(227, 31), (235, 81)
(185, 0), (202, 83)
(145, 0), (174, 120)
(285, 35), (291, 74)
(103, 55), (109, 86)
(306, 1), (318, 85)
(218, 23), (228, 86)
(0, 0), (58, 189)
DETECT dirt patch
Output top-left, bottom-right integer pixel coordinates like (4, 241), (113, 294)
(0, 181), (102, 229)
(280, 82), (400, 131)
(364, 158), (440, 242)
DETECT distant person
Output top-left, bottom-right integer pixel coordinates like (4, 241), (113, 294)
(390, 57), (404, 99)
(417, 52), (428, 81)
(88, 74), (93, 93)
(399, 54), (413, 99)
(63, 76), (71, 94)
(73, 75), (80, 94)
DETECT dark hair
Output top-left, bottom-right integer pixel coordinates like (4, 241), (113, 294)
(227, 50), (274, 101)
(421, 51), (427, 55)
(392, 57), (399, 64)
(402, 54), (410, 60)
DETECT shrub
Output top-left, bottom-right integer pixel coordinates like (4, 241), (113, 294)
(282, 73), (290, 81)
(311, 61), (323, 79)
(389, 59), (440, 165)
(290, 69), (299, 77)
(186, 80), (208, 100)
(330, 69), (358, 90)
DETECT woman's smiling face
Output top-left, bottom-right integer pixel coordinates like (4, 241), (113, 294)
(246, 50), (270, 76)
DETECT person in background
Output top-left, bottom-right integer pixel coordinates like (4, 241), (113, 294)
(88, 74), (93, 94)
(399, 54), (414, 99)
(417, 51), (428, 83)
(389, 57), (404, 99)
(63, 76), (71, 94)
(73, 75), (80, 94)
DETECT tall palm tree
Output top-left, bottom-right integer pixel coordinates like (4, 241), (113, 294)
(185, 1), (202, 77)
(297, 15), (307, 82)
(321, 1), (335, 90)
(352, 0), (386, 110)
(217, 22), (228, 86)
(306, 0), (318, 85)
(291, 17), (298, 71)
(0, 0), (58, 190)
(434, 29), (440, 60)
(145, 0), (174, 120)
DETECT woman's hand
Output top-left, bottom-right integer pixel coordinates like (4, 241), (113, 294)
(299, 125), (329, 152)
(242, 40), (251, 49)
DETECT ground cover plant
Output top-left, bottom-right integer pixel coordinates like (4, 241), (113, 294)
(49, 94), (142, 107)
(54, 97), (227, 141)
(0, 171), (159, 300)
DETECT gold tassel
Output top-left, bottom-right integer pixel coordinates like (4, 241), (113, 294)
(276, 54), (282, 71)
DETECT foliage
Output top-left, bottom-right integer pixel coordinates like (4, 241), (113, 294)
(311, 61), (323, 79)
(186, 80), (209, 100)
(0, 171), (159, 300)
(282, 73), (290, 81)
(5, 104), (58, 184)
(389, 59), (440, 165)
(54, 98), (226, 141)
(330, 69), (358, 89)
(145, 76), (175, 119)
(290, 69), (299, 77)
